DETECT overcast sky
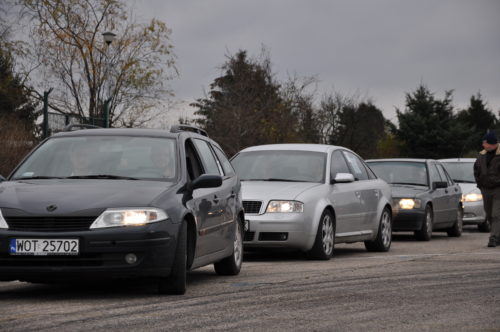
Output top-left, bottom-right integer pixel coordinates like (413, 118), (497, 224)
(134, 0), (500, 124)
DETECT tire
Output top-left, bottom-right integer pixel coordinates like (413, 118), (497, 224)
(447, 206), (463, 237)
(306, 209), (335, 260)
(214, 218), (244, 276)
(365, 207), (392, 252)
(415, 205), (433, 241)
(478, 219), (491, 232)
(158, 222), (187, 295)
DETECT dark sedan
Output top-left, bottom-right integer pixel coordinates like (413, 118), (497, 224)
(0, 125), (244, 294)
(366, 159), (463, 241)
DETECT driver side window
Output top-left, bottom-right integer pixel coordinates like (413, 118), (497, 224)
(330, 150), (350, 180)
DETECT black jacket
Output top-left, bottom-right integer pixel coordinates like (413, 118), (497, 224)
(474, 144), (500, 189)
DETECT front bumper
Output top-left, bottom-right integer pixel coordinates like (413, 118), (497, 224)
(392, 208), (426, 231)
(463, 201), (486, 225)
(0, 221), (178, 282)
(243, 213), (314, 251)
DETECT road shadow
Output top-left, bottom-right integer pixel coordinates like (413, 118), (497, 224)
(0, 271), (223, 300)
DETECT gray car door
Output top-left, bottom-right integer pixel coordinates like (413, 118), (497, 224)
(428, 162), (448, 224)
(329, 150), (365, 237)
(189, 139), (227, 257)
(436, 163), (461, 221)
(343, 151), (379, 234)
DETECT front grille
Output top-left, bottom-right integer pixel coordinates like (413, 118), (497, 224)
(5, 216), (96, 232)
(243, 201), (263, 214)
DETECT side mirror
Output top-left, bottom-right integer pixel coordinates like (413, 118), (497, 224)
(181, 174), (223, 206)
(190, 174), (223, 191)
(331, 172), (355, 184)
(432, 181), (447, 189)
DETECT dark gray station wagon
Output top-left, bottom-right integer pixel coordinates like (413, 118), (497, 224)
(0, 125), (244, 294)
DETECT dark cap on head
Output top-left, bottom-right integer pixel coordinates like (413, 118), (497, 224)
(483, 131), (498, 144)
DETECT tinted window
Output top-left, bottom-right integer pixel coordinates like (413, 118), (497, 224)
(368, 161), (428, 186)
(343, 151), (369, 181)
(436, 164), (452, 186)
(441, 162), (475, 183)
(213, 146), (235, 176)
(231, 150), (326, 183)
(428, 163), (441, 183)
(330, 150), (350, 179)
(193, 139), (221, 175)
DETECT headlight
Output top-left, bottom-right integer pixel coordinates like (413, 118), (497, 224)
(398, 198), (421, 210)
(266, 200), (304, 213)
(463, 193), (483, 202)
(90, 208), (168, 229)
(0, 209), (8, 229)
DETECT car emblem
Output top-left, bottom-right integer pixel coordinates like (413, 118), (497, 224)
(46, 205), (58, 212)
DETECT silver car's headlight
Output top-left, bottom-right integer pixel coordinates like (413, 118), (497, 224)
(90, 208), (168, 229)
(396, 198), (421, 210)
(266, 200), (304, 213)
(0, 209), (8, 229)
(463, 193), (483, 202)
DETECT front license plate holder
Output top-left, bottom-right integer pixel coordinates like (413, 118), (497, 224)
(9, 238), (80, 256)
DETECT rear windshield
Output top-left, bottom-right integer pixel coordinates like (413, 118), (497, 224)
(441, 162), (475, 183)
(368, 161), (428, 186)
(231, 150), (326, 183)
(11, 136), (177, 181)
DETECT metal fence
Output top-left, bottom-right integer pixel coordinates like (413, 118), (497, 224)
(45, 112), (105, 136)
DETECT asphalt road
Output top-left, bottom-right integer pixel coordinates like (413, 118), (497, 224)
(1, 227), (499, 331)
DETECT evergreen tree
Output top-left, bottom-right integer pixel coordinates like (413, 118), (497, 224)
(192, 50), (299, 155)
(397, 85), (468, 159)
(0, 47), (38, 133)
(329, 102), (386, 159)
(455, 93), (497, 155)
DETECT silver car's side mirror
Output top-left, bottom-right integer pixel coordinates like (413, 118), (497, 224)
(331, 173), (355, 184)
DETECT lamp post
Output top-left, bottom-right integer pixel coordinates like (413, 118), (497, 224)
(102, 31), (116, 128)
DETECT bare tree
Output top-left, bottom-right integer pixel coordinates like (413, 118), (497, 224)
(19, 0), (177, 127)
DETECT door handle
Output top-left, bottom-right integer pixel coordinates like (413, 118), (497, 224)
(213, 195), (220, 204)
(355, 191), (361, 198)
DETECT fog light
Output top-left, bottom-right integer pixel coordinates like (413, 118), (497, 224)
(125, 253), (137, 265)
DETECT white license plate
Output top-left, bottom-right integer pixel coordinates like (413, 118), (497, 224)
(9, 238), (79, 256)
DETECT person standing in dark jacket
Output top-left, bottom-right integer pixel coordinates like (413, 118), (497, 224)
(474, 131), (500, 247)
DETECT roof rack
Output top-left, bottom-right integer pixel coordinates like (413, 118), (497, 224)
(63, 124), (101, 132)
(170, 124), (208, 137)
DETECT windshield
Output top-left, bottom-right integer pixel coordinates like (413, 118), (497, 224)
(368, 161), (428, 186)
(11, 136), (177, 181)
(441, 162), (475, 183)
(231, 150), (326, 183)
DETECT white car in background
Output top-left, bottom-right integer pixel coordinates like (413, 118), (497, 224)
(230, 144), (393, 260)
(439, 158), (490, 232)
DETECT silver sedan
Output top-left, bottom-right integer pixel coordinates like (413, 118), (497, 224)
(230, 144), (393, 260)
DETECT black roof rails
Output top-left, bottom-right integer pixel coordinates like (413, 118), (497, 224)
(170, 124), (208, 137)
(63, 124), (101, 132)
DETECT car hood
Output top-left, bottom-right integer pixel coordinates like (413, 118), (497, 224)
(456, 182), (478, 195)
(240, 181), (321, 200)
(390, 184), (428, 199)
(0, 180), (172, 215)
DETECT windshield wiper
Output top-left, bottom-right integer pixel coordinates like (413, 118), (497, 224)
(243, 178), (309, 182)
(13, 176), (65, 180)
(390, 182), (427, 186)
(65, 174), (138, 180)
